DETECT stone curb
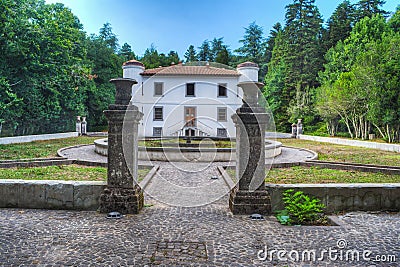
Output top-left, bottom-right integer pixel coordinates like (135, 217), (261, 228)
(217, 166), (235, 189)
(139, 165), (160, 190)
(299, 134), (400, 152)
(302, 160), (400, 175)
(282, 145), (319, 161)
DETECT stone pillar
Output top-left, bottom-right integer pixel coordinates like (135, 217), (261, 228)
(81, 117), (87, 135)
(296, 119), (303, 137)
(291, 123), (297, 138)
(229, 81), (271, 215)
(76, 116), (81, 136)
(99, 78), (144, 214)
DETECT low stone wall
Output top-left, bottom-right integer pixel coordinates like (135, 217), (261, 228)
(0, 180), (106, 210)
(0, 165), (158, 211)
(299, 134), (400, 153)
(0, 132), (78, 145)
(218, 167), (400, 213)
(267, 183), (400, 213)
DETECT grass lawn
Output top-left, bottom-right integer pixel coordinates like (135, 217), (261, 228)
(0, 165), (150, 182)
(266, 166), (400, 184)
(226, 167), (400, 184)
(0, 136), (98, 160)
(277, 138), (400, 166)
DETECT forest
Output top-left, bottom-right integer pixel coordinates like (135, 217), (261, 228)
(0, 0), (399, 142)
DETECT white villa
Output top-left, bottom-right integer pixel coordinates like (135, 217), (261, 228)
(122, 60), (260, 138)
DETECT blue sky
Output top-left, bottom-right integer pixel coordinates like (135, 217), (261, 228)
(45, 0), (399, 57)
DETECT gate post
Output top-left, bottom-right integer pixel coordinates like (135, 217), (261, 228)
(229, 80), (271, 215)
(99, 78), (144, 214)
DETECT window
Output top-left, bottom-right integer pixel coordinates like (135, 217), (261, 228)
(153, 127), (162, 137)
(153, 107), (163, 121)
(217, 128), (227, 137)
(186, 83), (195, 96)
(217, 107), (227, 122)
(218, 84), (227, 97)
(154, 82), (163, 96)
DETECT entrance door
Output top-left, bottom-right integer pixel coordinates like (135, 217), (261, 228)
(184, 107), (196, 127)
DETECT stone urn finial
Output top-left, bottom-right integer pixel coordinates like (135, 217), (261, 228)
(110, 78), (137, 106)
(237, 81), (264, 108)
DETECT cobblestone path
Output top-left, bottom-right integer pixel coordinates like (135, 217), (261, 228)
(0, 161), (399, 266)
(144, 161), (230, 207)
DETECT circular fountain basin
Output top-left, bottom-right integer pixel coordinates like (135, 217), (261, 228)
(94, 138), (282, 162)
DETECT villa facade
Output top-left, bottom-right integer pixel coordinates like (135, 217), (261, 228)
(122, 60), (260, 138)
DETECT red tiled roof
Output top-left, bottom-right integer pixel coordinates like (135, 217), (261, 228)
(141, 65), (240, 76)
(237, 61), (259, 68)
(123, 60), (144, 67)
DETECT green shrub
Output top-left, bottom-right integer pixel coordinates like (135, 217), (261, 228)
(276, 189), (325, 225)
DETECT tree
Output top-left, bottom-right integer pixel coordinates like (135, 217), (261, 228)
(86, 24), (124, 130)
(99, 22), (119, 52)
(184, 45), (197, 62)
(119, 43), (136, 61)
(265, 22), (282, 63)
(215, 47), (231, 65)
(0, 78), (22, 135)
(167, 50), (180, 64)
(316, 15), (398, 141)
(141, 44), (161, 69)
(388, 6), (400, 32)
(355, 0), (389, 21)
(264, 0), (323, 131)
(235, 22), (266, 63)
(323, 0), (356, 50)
(0, 0), (93, 135)
(198, 40), (212, 61)
(210, 37), (224, 61)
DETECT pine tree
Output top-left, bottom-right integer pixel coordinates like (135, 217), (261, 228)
(210, 37), (224, 61)
(388, 6), (400, 32)
(119, 43), (136, 61)
(264, 0), (323, 130)
(99, 22), (119, 52)
(167, 51), (180, 64)
(141, 44), (161, 69)
(235, 22), (266, 63)
(323, 0), (355, 50)
(265, 22), (282, 63)
(215, 47), (230, 65)
(355, 0), (389, 21)
(184, 45), (197, 62)
(198, 40), (212, 62)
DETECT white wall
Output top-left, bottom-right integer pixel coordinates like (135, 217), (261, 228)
(131, 76), (243, 137)
(123, 64), (260, 138)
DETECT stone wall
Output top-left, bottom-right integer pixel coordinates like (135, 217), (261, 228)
(218, 167), (400, 213)
(0, 132), (78, 145)
(0, 165), (157, 211)
(267, 183), (400, 213)
(0, 180), (105, 210)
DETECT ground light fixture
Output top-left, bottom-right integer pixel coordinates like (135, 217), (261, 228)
(250, 214), (264, 220)
(107, 211), (123, 219)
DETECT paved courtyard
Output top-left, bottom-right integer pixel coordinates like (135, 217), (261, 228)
(1, 161), (399, 266)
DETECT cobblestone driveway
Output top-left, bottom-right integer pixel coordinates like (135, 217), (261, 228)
(0, 161), (399, 266)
